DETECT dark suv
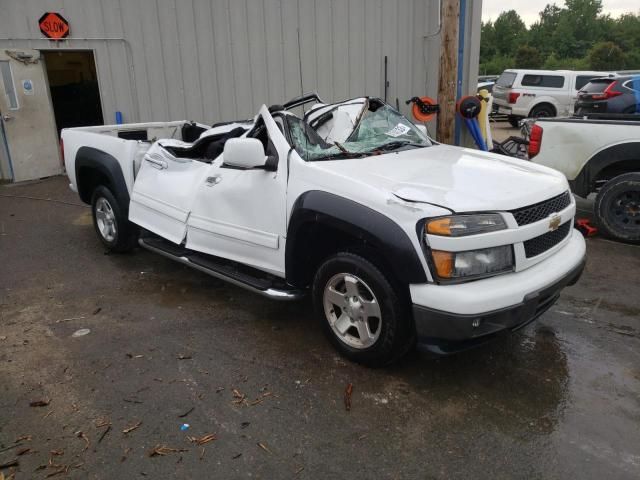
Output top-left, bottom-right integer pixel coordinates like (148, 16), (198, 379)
(575, 76), (640, 115)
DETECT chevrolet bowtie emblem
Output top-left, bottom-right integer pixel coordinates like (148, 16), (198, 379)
(549, 215), (561, 231)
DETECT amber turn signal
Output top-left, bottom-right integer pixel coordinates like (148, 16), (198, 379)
(425, 214), (506, 237)
(431, 250), (454, 278)
(426, 217), (451, 236)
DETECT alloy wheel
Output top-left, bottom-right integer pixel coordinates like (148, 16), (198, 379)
(323, 273), (382, 349)
(95, 197), (117, 242)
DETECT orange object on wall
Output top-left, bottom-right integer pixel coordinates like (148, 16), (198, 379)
(411, 97), (437, 122)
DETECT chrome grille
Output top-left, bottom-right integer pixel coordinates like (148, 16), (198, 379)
(524, 222), (572, 258)
(510, 191), (572, 226)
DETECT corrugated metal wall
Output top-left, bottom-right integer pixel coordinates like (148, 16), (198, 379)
(0, 0), (480, 125)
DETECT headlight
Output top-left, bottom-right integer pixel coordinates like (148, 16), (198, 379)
(426, 214), (506, 237)
(431, 246), (514, 280)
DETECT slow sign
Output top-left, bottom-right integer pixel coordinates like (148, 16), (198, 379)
(38, 12), (70, 40)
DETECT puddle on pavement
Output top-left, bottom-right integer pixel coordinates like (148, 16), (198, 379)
(379, 324), (571, 435)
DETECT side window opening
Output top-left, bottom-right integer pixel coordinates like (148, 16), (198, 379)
(273, 117), (285, 134)
(576, 75), (597, 91)
(248, 117), (269, 151)
(496, 71), (517, 88)
(521, 74), (565, 88)
(248, 116), (279, 169)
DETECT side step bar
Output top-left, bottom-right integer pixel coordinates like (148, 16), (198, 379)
(138, 238), (305, 301)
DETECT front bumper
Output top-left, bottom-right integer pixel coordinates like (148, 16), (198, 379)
(412, 231), (587, 354)
(575, 100), (607, 114)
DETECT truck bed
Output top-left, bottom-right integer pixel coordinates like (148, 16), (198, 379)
(62, 120), (209, 195)
(65, 120), (206, 142)
(530, 116), (640, 182)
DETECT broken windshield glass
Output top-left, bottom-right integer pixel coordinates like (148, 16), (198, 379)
(286, 100), (431, 161)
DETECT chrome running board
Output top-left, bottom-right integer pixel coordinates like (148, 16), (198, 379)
(138, 238), (305, 301)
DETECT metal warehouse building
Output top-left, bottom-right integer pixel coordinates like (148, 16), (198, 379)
(0, 0), (482, 182)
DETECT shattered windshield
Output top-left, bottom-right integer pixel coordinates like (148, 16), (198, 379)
(286, 99), (431, 161)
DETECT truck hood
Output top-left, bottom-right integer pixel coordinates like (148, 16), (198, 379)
(315, 144), (568, 212)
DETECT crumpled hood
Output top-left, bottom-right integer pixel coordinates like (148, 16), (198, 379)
(315, 144), (568, 212)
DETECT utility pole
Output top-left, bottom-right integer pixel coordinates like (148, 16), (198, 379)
(437, 0), (460, 145)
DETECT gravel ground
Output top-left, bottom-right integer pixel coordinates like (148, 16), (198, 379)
(1, 176), (639, 479)
(490, 120), (520, 144)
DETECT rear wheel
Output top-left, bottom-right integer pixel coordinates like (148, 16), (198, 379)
(594, 172), (640, 244)
(312, 252), (414, 367)
(508, 115), (521, 128)
(91, 185), (138, 252)
(529, 104), (556, 119)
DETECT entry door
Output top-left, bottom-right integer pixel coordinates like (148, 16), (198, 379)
(0, 49), (61, 182)
(186, 106), (290, 277)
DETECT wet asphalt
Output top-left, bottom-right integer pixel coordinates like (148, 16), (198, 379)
(0, 176), (639, 479)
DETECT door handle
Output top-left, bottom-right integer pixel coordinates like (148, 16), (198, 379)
(205, 175), (222, 186)
(144, 155), (168, 170)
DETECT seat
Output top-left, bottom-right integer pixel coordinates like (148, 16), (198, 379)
(181, 122), (208, 143)
(163, 126), (247, 162)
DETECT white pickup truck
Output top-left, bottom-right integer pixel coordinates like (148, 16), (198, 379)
(62, 94), (586, 366)
(492, 69), (611, 127)
(527, 114), (640, 243)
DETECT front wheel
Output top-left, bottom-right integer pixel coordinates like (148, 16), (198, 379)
(312, 252), (414, 367)
(91, 185), (138, 252)
(594, 172), (640, 244)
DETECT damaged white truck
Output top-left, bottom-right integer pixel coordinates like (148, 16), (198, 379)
(62, 94), (586, 366)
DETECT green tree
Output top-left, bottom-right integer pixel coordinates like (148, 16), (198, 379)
(515, 45), (543, 69)
(551, 14), (578, 58)
(479, 3), (640, 75)
(625, 50), (640, 70)
(588, 41), (626, 70)
(539, 4), (563, 29)
(597, 14), (617, 44)
(607, 13), (640, 51)
(542, 52), (563, 69)
(479, 55), (515, 76)
(541, 53), (590, 70)
(554, 0), (603, 58)
(563, 57), (591, 70)
(493, 10), (527, 56)
(480, 21), (498, 59)
(528, 4), (563, 57)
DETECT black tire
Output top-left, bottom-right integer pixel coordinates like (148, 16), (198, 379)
(594, 172), (640, 244)
(508, 115), (521, 128)
(91, 185), (138, 252)
(529, 104), (556, 119)
(312, 252), (414, 367)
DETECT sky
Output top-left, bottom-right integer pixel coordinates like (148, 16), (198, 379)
(482, 0), (640, 26)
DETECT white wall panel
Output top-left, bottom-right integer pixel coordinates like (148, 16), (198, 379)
(0, 0), (481, 128)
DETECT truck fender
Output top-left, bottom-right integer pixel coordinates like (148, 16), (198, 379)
(570, 142), (640, 197)
(285, 191), (428, 287)
(75, 147), (130, 212)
